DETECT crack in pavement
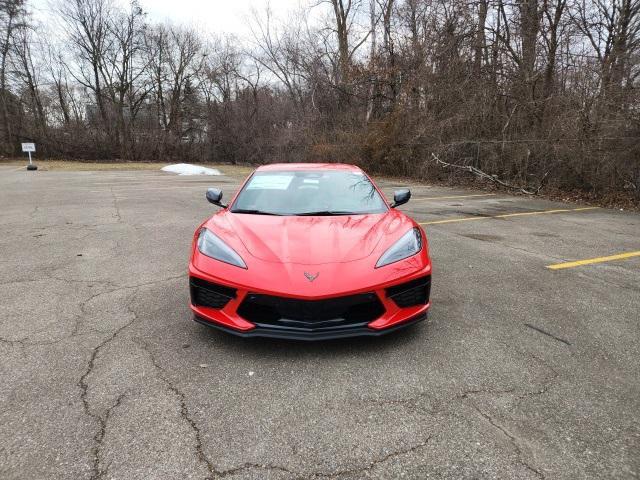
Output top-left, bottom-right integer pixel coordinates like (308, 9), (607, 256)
(137, 338), (219, 479)
(74, 273), (186, 334)
(215, 462), (298, 478)
(360, 386), (520, 418)
(466, 400), (545, 479)
(0, 334), (90, 348)
(46, 274), (119, 289)
(110, 187), (122, 223)
(77, 290), (139, 480)
(138, 339), (313, 480)
(454, 349), (561, 480)
(356, 358), (559, 480)
(0, 274), (185, 348)
(458, 387), (517, 399)
(192, 436), (435, 479)
(491, 346), (562, 408)
(307, 436), (434, 479)
(93, 394), (126, 480)
(512, 352), (560, 407)
(359, 389), (441, 416)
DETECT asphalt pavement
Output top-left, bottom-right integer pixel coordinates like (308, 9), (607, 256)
(1, 165), (638, 479)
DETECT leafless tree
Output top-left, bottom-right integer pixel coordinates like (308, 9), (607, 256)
(0, 0), (25, 153)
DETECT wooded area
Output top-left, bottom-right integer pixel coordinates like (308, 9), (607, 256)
(1, 0), (639, 200)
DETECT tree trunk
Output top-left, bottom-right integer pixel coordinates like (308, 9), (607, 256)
(474, 0), (488, 77)
(330, 0), (350, 85)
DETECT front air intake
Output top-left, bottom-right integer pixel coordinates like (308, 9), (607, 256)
(190, 277), (237, 309)
(237, 293), (385, 332)
(385, 276), (431, 308)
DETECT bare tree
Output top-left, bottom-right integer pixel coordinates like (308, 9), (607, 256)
(0, 0), (25, 153)
(144, 23), (204, 156)
(10, 20), (46, 141)
(55, 0), (113, 139)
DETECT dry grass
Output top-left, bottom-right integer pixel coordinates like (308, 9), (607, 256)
(0, 158), (255, 176)
(210, 163), (254, 177)
(0, 158), (168, 171)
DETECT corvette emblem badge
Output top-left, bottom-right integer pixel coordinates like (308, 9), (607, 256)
(304, 272), (319, 282)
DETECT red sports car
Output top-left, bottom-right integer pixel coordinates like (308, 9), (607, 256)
(188, 163), (432, 340)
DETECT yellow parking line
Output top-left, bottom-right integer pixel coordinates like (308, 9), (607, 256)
(411, 193), (497, 201)
(420, 207), (598, 225)
(547, 251), (640, 270)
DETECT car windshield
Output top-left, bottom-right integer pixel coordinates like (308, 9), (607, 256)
(230, 170), (388, 216)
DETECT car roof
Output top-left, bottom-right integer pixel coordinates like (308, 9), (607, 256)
(256, 163), (363, 173)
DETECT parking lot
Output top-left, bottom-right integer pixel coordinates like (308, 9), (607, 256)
(1, 164), (638, 479)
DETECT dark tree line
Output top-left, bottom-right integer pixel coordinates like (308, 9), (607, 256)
(1, 0), (639, 198)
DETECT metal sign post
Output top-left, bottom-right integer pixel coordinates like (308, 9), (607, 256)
(22, 143), (37, 170)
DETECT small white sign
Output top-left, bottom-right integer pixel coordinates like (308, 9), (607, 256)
(21, 143), (36, 153)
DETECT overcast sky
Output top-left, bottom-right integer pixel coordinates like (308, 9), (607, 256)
(134, 0), (305, 35)
(32, 0), (315, 37)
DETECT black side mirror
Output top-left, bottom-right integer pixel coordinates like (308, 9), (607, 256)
(391, 188), (411, 208)
(206, 188), (227, 208)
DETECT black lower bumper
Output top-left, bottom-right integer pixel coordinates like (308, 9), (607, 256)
(193, 312), (427, 341)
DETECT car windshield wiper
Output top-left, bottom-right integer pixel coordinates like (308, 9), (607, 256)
(294, 210), (359, 216)
(231, 209), (283, 216)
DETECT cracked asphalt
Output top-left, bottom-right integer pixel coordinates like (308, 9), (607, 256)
(1, 165), (639, 479)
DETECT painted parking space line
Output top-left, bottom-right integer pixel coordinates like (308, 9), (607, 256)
(410, 193), (497, 201)
(546, 251), (640, 270)
(419, 207), (598, 225)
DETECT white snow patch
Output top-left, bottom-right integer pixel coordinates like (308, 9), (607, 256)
(161, 163), (221, 176)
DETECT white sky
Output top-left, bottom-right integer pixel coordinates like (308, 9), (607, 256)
(31, 0), (316, 37)
(136, 0), (305, 35)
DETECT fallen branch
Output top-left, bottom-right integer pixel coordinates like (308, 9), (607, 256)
(430, 153), (548, 195)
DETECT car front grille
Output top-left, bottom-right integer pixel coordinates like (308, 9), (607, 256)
(385, 276), (431, 308)
(190, 277), (237, 309)
(237, 292), (385, 332)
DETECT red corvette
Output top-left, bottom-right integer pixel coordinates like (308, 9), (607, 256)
(188, 163), (432, 340)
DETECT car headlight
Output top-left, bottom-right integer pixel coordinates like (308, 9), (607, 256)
(375, 228), (422, 268)
(197, 228), (247, 269)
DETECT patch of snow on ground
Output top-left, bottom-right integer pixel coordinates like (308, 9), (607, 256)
(161, 163), (221, 176)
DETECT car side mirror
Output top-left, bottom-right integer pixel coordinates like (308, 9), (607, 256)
(391, 188), (411, 208)
(206, 188), (227, 208)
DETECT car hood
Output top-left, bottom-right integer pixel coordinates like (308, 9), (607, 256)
(208, 211), (408, 265)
